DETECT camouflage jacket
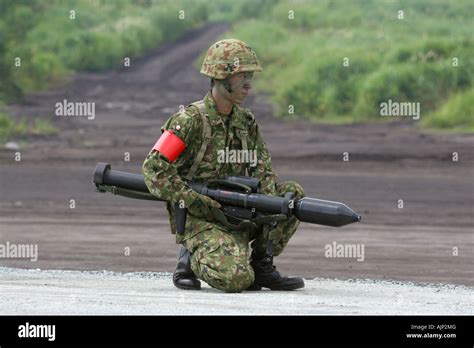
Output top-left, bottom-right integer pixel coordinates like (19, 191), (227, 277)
(142, 91), (277, 242)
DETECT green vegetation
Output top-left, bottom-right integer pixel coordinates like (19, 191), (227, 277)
(31, 118), (58, 136)
(0, 0), (284, 103)
(0, 0), (472, 135)
(0, 0), (212, 141)
(0, 112), (57, 142)
(0, 112), (27, 142)
(223, 0), (474, 130)
(0, 0), (209, 100)
(422, 89), (474, 132)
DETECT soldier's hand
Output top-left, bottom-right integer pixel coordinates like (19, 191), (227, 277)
(182, 189), (221, 221)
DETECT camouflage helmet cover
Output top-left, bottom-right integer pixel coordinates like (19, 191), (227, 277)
(200, 39), (262, 79)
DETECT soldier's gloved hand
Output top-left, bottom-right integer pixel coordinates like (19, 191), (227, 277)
(181, 189), (221, 221)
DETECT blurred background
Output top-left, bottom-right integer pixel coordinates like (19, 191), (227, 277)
(1, 0), (473, 137)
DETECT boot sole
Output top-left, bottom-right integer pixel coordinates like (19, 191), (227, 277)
(173, 277), (202, 290)
(173, 282), (201, 290)
(271, 282), (305, 291)
(247, 282), (305, 291)
(175, 285), (201, 290)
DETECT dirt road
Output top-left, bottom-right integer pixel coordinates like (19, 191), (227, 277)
(1, 23), (473, 290)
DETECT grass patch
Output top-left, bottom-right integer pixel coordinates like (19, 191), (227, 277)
(0, 112), (57, 142)
(0, 113), (28, 142)
(2, 0), (471, 132)
(422, 89), (474, 132)
(222, 0), (474, 131)
(31, 118), (58, 136)
(0, 0), (211, 101)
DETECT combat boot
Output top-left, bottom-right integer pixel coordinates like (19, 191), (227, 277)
(248, 252), (304, 291)
(173, 245), (201, 290)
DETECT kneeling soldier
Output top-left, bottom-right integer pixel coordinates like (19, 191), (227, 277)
(143, 39), (305, 293)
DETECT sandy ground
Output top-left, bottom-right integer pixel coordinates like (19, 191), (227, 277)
(1, 267), (472, 315)
(0, 23), (473, 314)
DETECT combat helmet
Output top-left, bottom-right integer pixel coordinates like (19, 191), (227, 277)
(200, 39), (262, 79)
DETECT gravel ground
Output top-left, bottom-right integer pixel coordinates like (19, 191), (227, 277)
(0, 267), (472, 315)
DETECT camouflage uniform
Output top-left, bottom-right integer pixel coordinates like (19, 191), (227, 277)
(142, 40), (304, 293)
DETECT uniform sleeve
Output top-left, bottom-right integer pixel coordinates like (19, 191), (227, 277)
(142, 111), (198, 203)
(250, 117), (278, 196)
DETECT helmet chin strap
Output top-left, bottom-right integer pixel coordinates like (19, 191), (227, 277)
(223, 77), (233, 93)
(216, 76), (251, 104)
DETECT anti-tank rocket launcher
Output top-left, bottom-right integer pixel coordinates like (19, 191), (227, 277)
(93, 163), (361, 233)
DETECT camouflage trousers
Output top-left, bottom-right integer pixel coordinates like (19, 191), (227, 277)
(183, 181), (304, 293)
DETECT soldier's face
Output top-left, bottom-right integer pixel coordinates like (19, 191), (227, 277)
(230, 72), (253, 102)
(220, 72), (253, 105)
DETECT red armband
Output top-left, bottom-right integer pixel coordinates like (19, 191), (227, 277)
(152, 130), (186, 162)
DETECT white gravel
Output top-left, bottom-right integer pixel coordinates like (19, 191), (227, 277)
(0, 267), (472, 315)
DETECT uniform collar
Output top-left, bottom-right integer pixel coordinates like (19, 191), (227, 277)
(204, 91), (226, 126)
(204, 91), (247, 129)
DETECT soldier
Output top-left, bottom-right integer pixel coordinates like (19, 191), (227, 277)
(142, 39), (305, 293)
